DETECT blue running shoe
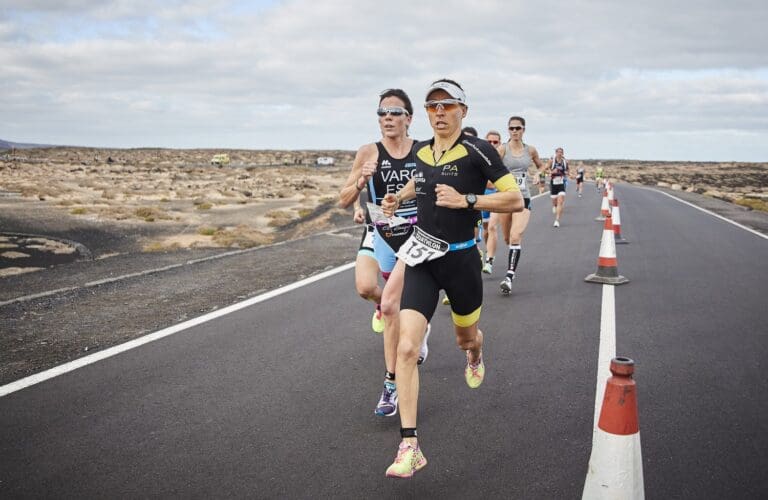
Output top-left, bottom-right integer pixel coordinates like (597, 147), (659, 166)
(374, 381), (398, 417)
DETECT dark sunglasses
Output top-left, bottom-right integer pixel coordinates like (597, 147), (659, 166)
(377, 107), (409, 117)
(488, 140), (500, 145)
(508, 126), (524, 131)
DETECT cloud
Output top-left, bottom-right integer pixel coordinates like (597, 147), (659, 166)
(1, 0), (766, 160)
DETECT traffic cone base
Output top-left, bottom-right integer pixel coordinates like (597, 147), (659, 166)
(586, 215), (629, 285)
(585, 272), (630, 285)
(583, 432), (644, 499)
(583, 357), (644, 499)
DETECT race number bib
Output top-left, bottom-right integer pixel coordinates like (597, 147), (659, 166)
(396, 227), (449, 267)
(367, 202), (410, 228)
(552, 176), (564, 185)
(516, 174), (526, 186)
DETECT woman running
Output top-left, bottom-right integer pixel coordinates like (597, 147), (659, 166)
(339, 89), (428, 418)
(547, 147), (569, 227)
(493, 116), (546, 294)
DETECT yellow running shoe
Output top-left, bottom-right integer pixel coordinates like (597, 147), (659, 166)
(465, 351), (485, 389)
(441, 294), (450, 306)
(371, 307), (385, 334)
(385, 441), (427, 478)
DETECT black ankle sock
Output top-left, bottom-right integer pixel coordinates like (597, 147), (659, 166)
(385, 371), (395, 381)
(400, 427), (418, 438)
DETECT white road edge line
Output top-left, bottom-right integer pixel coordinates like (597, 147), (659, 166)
(0, 262), (356, 398)
(0, 224), (360, 307)
(648, 187), (768, 240)
(593, 284), (616, 432)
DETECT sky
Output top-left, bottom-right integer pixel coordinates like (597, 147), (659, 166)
(1, 0), (767, 161)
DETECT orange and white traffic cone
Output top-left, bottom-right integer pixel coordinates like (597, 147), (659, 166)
(612, 198), (628, 244)
(596, 190), (610, 221)
(585, 215), (629, 285)
(607, 184), (615, 207)
(583, 357), (644, 499)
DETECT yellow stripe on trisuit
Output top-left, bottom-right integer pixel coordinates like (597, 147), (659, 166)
(451, 306), (481, 327)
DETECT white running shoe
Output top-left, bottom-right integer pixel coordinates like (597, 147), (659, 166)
(418, 323), (431, 365)
(499, 275), (513, 294)
(482, 261), (492, 274)
(553, 220), (560, 228)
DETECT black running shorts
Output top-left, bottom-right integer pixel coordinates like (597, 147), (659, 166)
(401, 246), (483, 327)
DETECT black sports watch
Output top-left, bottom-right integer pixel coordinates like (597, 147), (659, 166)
(465, 193), (477, 209)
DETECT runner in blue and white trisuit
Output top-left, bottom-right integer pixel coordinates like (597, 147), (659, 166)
(493, 116), (546, 294)
(547, 147), (569, 227)
(338, 88), (429, 418)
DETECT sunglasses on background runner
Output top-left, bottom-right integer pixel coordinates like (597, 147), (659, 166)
(424, 99), (463, 113)
(508, 126), (524, 131)
(377, 107), (410, 117)
(488, 140), (500, 145)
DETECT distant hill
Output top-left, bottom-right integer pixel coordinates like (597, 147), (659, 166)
(0, 138), (55, 150)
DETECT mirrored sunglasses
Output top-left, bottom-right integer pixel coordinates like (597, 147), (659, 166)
(377, 107), (409, 117)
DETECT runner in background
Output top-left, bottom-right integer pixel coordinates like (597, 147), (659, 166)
(482, 130), (502, 274)
(495, 116), (546, 294)
(595, 165), (605, 191)
(576, 164), (585, 197)
(547, 147), (568, 227)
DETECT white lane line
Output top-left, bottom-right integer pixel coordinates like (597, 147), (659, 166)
(0, 225), (360, 307)
(593, 284), (617, 432)
(0, 262), (355, 398)
(648, 188), (768, 240)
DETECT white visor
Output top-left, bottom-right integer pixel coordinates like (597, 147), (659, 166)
(425, 81), (466, 103)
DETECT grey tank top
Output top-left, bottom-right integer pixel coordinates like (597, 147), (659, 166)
(502, 143), (532, 197)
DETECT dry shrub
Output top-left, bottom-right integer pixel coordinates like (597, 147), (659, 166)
(134, 207), (155, 218)
(134, 206), (172, 221)
(144, 241), (180, 252)
(297, 208), (313, 218)
(70, 207), (87, 215)
(197, 226), (217, 236)
(196, 202), (213, 210)
(212, 225), (272, 248)
(735, 197), (768, 212)
(266, 209), (292, 219)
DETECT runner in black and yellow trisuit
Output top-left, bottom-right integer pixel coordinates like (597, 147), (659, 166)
(380, 79), (523, 478)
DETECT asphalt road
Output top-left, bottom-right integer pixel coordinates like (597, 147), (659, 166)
(1, 184), (766, 499)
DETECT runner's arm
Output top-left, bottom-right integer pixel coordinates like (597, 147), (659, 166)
(339, 144), (377, 208)
(381, 178), (415, 217)
(434, 179), (523, 213)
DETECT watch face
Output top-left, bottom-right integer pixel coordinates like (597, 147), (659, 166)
(467, 193), (477, 205)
